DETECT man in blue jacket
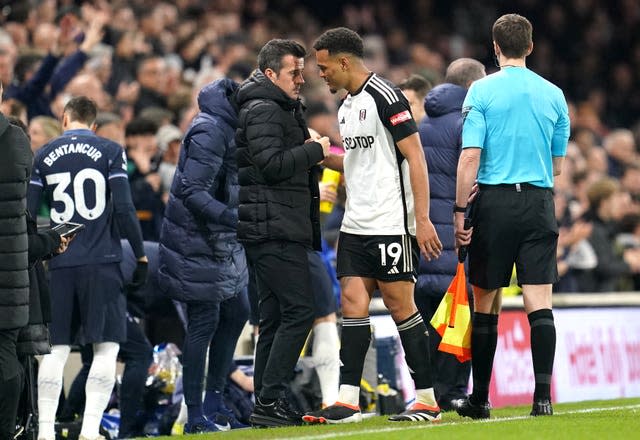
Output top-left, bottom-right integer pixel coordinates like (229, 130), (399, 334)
(416, 58), (485, 411)
(158, 78), (249, 433)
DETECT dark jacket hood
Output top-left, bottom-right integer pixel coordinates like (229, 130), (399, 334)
(235, 70), (299, 109)
(197, 78), (239, 128)
(424, 83), (468, 118)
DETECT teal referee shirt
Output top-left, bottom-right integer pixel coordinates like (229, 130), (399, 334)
(461, 66), (570, 188)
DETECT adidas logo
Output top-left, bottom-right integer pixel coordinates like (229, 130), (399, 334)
(387, 266), (399, 274)
(340, 117), (346, 124)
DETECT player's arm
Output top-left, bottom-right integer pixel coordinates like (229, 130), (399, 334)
(396, 133), (442, 260)
(109, 147), (146, 262)
(245, 102), (325, 183)
(321, 152), (344, 172)
(110, 177), (147, 262)
(27, 152), (46, 218)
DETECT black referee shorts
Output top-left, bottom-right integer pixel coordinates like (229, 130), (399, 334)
(468, 183), (559, 290)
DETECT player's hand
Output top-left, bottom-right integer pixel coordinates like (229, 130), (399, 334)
(56, 235), (71, 254)
(319, 181), (338, 203)
(317, 136), (331, 157)
(126, 259), (148, 295)
(417, 219), (442, 261)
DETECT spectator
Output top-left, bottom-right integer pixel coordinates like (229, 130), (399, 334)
(28, 115), (62, 152)
(156, 124), (183, 200)
(159, 78), (249, 433)
(28, 96), (147, 440)
(125, 117), (164, 241)
(574, 178), (640, 292)
(95, 112), (125, 146)
(415, 57), (485, 411)
(398, 73), (432, 123)
(235, 38), (330, 427)
(134, 55), (168, 115)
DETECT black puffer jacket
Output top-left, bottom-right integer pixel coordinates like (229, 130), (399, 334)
(0, 113), (32, 330)
(17, 215), (60, 355)
(235, 70), (324, 250)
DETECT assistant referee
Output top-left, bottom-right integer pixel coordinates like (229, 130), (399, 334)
(453, 13), (570, 419)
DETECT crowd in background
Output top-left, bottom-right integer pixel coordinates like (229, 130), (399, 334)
(3, 0), (640, 306)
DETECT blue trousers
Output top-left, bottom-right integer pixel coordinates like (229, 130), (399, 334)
(182, 289), (249, 407)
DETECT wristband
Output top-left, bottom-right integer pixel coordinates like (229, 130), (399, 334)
(453, 204), (467, 213)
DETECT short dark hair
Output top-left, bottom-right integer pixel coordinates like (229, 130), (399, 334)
(492, 14), (533, 59)
(125, 118), (158, 137)
(257, 39), (306, 73)
(63, 96), (97, 126)
(444, 58), (486, 88)
(313, 27), (364, 58)
(398, 74), (432, 98)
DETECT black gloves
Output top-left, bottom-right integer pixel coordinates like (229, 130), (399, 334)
(126, 260), (148, 298)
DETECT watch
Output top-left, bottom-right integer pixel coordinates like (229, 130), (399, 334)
(453, 204), (467, 213)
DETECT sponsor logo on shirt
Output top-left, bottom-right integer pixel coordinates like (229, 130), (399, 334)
(343, 136), (375, 150)
(389, 110), (412, 126)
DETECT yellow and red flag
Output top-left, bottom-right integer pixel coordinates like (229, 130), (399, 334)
(430, 252), (472, 362)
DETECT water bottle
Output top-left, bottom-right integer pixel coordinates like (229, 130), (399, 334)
(319, 168), (342, 214)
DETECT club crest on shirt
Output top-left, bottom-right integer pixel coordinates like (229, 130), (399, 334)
(359, 109), (367, 121)
(389, 110), (411, 126)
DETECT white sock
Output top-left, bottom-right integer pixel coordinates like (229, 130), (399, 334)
(38, 345), (71, 440)
(312, 321), (340, 406)
(415, 388), (438, 407)
(80, 342), (119, 439)
(337, 384), (360, 408)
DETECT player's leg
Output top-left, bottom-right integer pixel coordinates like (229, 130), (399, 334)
(308, 249), (340, 408)
(379, 279), (441, 422)
(117, 316), (153, 438)
(304, 233), (376, 424)
(38, 267), (76, 440)
(78, 263), (126, 440)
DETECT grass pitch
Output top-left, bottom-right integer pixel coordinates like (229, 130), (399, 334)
(160, 398), (640, 439)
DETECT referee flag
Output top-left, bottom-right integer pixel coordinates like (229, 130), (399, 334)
(430, 248), (472, 362)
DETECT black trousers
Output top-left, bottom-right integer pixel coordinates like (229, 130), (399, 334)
(0, 328), (23, 440)
(245, 241), (315, 401)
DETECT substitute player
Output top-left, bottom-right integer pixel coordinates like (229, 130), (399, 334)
(304, 27), (443, 424)
(28, 96), (147, 440)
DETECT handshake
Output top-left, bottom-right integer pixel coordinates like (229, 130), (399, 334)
(307, 127), (331, 157)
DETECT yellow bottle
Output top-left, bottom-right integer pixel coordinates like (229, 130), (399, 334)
(319, 168), (341, 214)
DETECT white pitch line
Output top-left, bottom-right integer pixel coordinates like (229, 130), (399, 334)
(281, 404), (640, 440)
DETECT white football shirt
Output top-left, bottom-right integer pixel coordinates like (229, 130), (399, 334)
(338, 73), (419, 236)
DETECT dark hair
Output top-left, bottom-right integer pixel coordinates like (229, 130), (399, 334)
(492, 14), (533, 59)
(398, 74), (432, 98)
(313, 27), (364, 58)
(125, 118), (158, 137)
(444, 58), (486, 88)
(63, 96), (98, 126)
(7, 116), (29, 140)
(257, 39), (306, 73)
